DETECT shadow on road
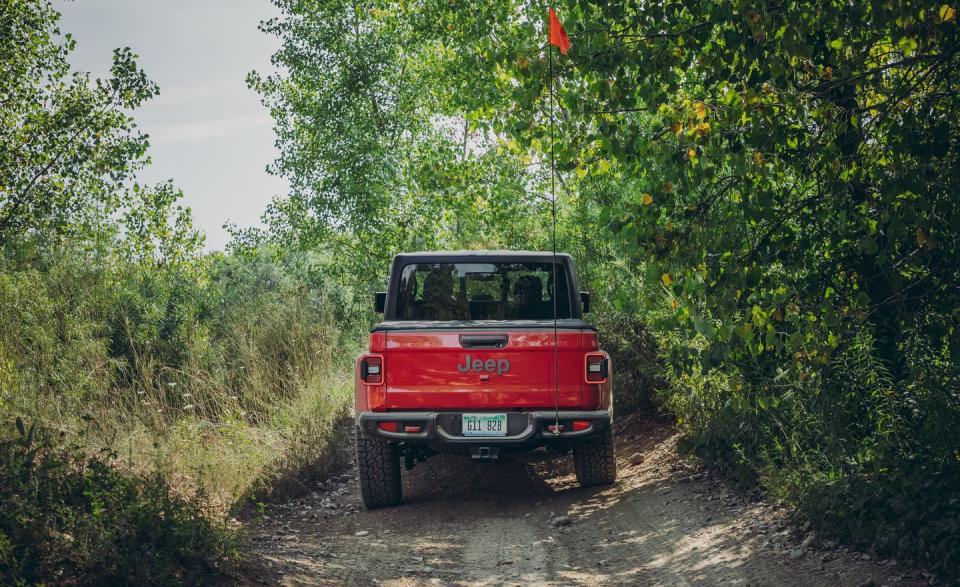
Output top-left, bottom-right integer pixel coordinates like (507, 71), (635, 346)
(241, 416), (922, 586)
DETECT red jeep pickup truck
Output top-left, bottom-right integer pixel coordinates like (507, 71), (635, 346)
(355, 251), (615, 507)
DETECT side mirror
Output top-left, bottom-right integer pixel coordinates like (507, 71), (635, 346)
(374, 292), (386, 313)
(580, 291), (591, 314)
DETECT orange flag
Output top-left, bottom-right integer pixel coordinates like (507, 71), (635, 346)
(548, 8), (571, 55)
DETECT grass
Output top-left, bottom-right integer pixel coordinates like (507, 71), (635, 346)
(0, 354), (356, 585)
(0, 246), (360, 583)
(0, 418), (237, 585)
(115, 366), (355, 514)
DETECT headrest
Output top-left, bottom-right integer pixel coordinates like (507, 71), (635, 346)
(422, 269), (453, 300)
(513, 275), (542, 303)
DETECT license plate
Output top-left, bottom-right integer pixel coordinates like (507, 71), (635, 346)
(462, 413), (507, 437)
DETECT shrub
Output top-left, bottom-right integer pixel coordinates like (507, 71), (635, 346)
(0, 242), (354, 581)
(0, 418), (236, 585)
(656, 316), (960, 575)
(594, 310), (664, 413)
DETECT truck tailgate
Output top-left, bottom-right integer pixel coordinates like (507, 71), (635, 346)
(383, 330), (583, 410)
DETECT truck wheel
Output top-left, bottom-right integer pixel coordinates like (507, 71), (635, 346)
(356, 429), (402, 508)
(573, 426), (617, 487)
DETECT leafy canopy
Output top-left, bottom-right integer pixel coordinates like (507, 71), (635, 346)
(256, 0), (960, 569)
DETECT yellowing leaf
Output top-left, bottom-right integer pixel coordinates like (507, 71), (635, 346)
(940, 4), (957, 22)
(694, 121), (711, 137)
(916, 228), (937, 249)
(687, 148), (697, 160)
(672, 121), (683, 136)
(642, 193), (653, 206)
(662, 180), (673, 193)
(753, 151), (764, 165)
(661, 273), (673, 286)
(694, 101), (707, 119)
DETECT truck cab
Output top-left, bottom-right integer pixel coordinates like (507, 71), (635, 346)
(355, 251), (616, 508)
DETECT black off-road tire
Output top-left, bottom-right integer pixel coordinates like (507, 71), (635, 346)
(573, 426), (618, 487)
(356, 429), (402, 508)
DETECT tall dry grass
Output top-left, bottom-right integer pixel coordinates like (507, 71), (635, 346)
(0, 244), (357, 516)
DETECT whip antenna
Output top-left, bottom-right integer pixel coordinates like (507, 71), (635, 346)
(546, 7), (570, 435)
(551, 49), (559, 435)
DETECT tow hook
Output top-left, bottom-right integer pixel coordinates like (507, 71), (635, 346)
(470, 446), (499, 460)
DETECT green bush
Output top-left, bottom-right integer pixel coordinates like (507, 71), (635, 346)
(0, 418), (235, 585)
(0, 3), (355, 582)
(0, 242), (354, 581)
(594, 310), (664, 413)
(654, 316), (960, 573)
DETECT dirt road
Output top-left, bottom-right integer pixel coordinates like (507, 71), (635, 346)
(242, 416), (927, 586)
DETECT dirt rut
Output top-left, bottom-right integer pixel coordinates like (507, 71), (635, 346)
(242, 417), (927, 586)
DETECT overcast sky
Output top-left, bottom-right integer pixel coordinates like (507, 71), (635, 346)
(56, 0), (288, 251)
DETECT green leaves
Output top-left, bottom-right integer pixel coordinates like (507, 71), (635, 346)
(0, 1), (158, 244)
(252, 7), (960, 571)
(694, 314), (716, 339)
(251, 0), (574, 287)
(897, 36), (919, 55)
(859, 237), (879, 255)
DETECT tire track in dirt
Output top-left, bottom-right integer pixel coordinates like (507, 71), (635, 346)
(240, 416), (930, 586)
(461, 516), (554, 585)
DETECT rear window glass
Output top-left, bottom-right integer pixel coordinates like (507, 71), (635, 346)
(395, 262), (572, 321)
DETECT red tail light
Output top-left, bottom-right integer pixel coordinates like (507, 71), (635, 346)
(361, 355), (383, 385)
(378, 421), (398, 432)
(585, 353), (609, 383)
(572, 420), (591, 431)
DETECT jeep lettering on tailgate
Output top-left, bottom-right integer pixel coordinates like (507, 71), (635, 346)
(354, 251), (616, 508)
(457, 354), (510, 375)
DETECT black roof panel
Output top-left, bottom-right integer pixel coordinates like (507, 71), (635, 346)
(393, 250), (573, 264)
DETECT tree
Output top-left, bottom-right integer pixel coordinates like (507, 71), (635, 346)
(254, 0), (960, 568)
(0, 0), (158, 245)
(418, 0), (960, 567)
(248, 0), (555, 289)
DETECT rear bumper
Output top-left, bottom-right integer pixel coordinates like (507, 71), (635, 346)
(356, 410), (612, 444)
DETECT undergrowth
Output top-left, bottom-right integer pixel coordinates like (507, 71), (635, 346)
(636, 312), (960, 578)
(0, 418), (235, 585)
(0, 243), (358, 584)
